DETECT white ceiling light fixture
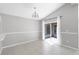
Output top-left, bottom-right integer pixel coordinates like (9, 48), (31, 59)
(32, 7), (39, 18)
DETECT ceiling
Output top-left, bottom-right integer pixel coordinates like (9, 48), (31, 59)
(0, 3), (65, 20)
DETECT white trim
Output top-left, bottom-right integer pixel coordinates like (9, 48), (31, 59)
(45, 21), (57, 24)
(61, 32), (78, 35)
(0, 31), (41, 41)
(1, 31), (41, 53)
(3, 31), (41, 35)
(78, 3), (79, 48)
(42, 20), (45, 40)
(42, 17), (57, 40)
(57, 16), (61, 43)
(50, 23), (52, 37)
(2, 39), (38, 49)
(42, 16), (61, 42)
(61, 44), (79, 50)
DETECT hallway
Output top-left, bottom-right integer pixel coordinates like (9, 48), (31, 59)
(1, 39), (79, 55)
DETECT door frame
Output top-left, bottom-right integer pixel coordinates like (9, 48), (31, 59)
(42, 16), (61, 43)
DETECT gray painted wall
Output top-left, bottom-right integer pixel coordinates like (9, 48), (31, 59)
(0, 14), (42, 47)
(43, 4), (78, 48)
(0, 16), (3, 54)
(0, 16), (2, 35)
(78, 4), (79, 48)
(0, 16), (1, 54)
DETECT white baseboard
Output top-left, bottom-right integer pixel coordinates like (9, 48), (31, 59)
(2, 39), (38, 49)
(60, 44), (79, 50)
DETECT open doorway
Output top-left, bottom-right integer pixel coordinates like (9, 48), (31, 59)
(51, 23), (57, 38)
(42, 16), (61, 45)
(45, 24), (50, 39)
(45, 23), (57, 39)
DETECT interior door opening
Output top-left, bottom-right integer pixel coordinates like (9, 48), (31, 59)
(42, 16), (61, 45)
(45, 23), (57, 39)
(45, 24), (50, 39)
(51, 23), (57, 38)
(44, 22), (58, 45)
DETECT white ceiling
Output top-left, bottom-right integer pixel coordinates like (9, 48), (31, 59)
(0, 3), (65, 20)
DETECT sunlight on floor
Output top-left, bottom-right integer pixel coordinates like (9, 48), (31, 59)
(44, 37), (59, 45)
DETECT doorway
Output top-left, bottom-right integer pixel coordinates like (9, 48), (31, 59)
(42, 16), (61, 45)
(51, 23), (57, 38)
(45, 24), (50, 39)
(45, 23), (57, 39)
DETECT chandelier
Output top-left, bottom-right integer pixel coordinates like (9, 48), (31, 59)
(32, 7), (39, 18)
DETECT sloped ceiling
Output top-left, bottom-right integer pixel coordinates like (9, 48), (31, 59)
(0, 3), (65, 20)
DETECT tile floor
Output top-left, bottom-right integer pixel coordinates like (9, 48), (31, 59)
(1, 38), (79, 55)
